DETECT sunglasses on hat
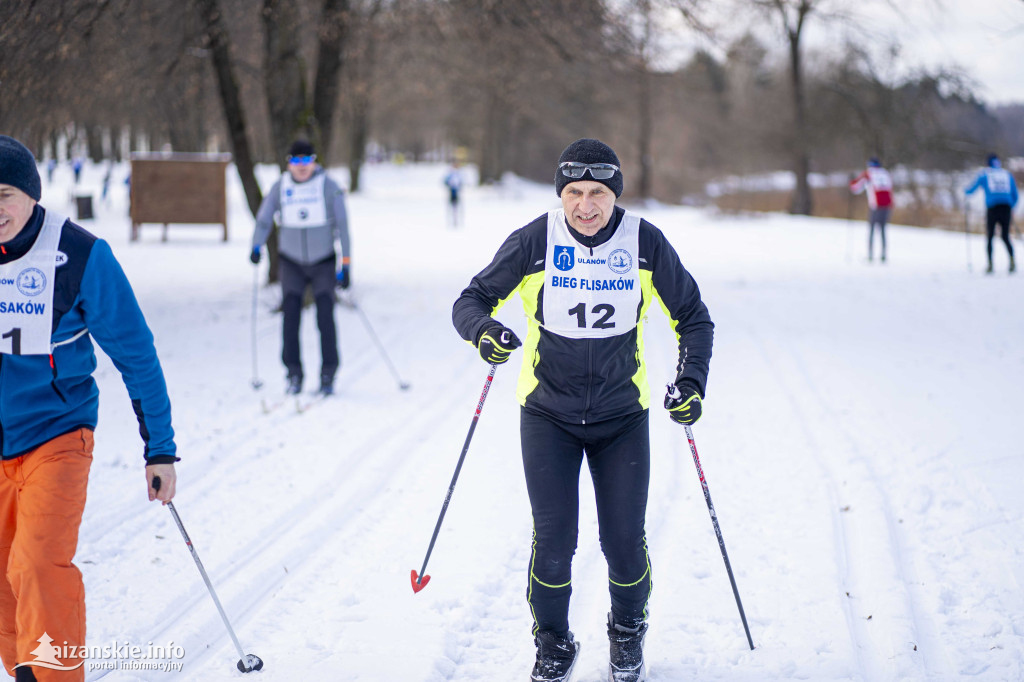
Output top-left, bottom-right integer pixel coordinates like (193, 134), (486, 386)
(288, 155), (317, 165)
(559, 161), (619, 180)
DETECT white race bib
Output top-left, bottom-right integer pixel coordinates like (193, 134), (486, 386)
(988, 169), (1012, 195)
(0, 210), (64, 355)
(279, 174), (327, 228)
(868, 167), (892, 190)
(542, 210), (642, 339)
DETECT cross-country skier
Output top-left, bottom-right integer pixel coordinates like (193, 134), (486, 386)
(849, 157), (894, 263)
(0, 135), (178, 681)
(444, 162), (464, 228)
(452, 138), (714, 682)
(965, 153), (1018, 274)
(250, 139), (352, 395)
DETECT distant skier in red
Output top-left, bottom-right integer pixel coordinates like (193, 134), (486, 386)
(850, 157), (894, 263)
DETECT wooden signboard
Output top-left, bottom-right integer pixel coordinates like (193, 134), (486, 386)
(129, 152), (231, 241)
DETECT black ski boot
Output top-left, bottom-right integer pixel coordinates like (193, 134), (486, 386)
(608, 613), (648, 682)
(319, 373), (335, 396)
(531, 630), (580, 682)
(285, 373), (302, 395)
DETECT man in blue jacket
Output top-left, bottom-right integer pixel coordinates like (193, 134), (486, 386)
(965, 153), (1018, 274)
(0, 135), (177, 681)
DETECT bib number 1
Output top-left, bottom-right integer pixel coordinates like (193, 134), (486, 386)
(2, 328), (22, 355)
(567, 303), (616, 329)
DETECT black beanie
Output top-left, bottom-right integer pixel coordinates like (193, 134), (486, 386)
(0, 136), (41, 201)
(288, 139), (315, 158)
(554, 138), (623, 198)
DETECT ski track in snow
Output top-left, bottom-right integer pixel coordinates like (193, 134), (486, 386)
(34, 161), (1023, 681)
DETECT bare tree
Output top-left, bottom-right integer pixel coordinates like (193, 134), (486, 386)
(194, 0), (263, 218)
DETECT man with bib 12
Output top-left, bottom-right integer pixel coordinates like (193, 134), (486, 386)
(0, 135), (177, 681)
(250, 139), (352, 395)
(453, 139), (714, 682)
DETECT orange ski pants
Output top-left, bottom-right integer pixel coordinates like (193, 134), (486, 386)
(0, 429), (93, 681)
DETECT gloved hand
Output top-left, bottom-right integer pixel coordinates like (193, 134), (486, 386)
(664, 380), (703, 425)
(476, 323), (522, 364)
(250, 247), (261, 265)
(336, 264), (350, 290)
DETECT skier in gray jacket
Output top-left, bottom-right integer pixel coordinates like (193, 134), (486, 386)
(251, 139), (351, 395)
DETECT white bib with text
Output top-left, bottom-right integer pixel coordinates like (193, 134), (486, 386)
(279, 174), (327, 228)
(987, 168), (1012, 195)
(542, 210), (642, 339)
(0, 210), (64, 355)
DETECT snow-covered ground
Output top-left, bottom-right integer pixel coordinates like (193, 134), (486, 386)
(34, 158), (1024, 681)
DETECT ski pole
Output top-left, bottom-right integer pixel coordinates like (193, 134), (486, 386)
(351, 300), (411, 391)
(845, 175), (855, 263)
(152, 477), (264, 673)
(411, 363), (497, 593)
(964, 201), (973, 273)
(682, 425), (755, 650)
(250, 265), (263, 390)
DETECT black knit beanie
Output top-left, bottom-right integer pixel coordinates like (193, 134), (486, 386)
(0, 136), (41, 201)
(554, 138), (623, 198)
(288, 139), (315, 158)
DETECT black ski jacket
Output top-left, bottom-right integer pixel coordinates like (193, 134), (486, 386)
(452, 206), (713, 425)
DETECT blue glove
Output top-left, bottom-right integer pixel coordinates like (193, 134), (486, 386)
(250, 247), (261, 265)
(664, 380), (703, 425)
(336, 264), (350, 290)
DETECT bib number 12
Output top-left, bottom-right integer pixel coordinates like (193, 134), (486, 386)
(568, 303), (615, 329)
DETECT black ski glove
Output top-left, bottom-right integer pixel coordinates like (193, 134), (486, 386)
(476, 323), (522, 365)
(664, 379), (703, 425)
(250, 247), (262, 264)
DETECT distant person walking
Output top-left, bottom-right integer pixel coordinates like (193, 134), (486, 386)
(0, 135), (178, 681)
(444, 162), (464, 228)
(250, 139), (352, 395)
(849, 157), (893, 263)
(965, 153), (1017, 274)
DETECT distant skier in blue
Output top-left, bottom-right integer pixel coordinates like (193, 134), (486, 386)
(443, 162), (464, 228)
(965, 153), (1018, 274)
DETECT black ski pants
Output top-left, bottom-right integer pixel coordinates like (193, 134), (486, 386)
(280, 255), (339, 382)
(985, 203), (1014, 262)
(521, 407), (652, 637)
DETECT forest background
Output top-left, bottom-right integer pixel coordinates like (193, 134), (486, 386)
(2, 0), (1022, 230)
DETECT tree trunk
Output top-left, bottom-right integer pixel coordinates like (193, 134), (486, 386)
(637, 67), (653, 200)
(786, 9), (813, 215)
(479, 92), (509, 185)
(193, 0), (263, 220)
(313, 0), (349, 161)
(348, 87), (370, 192)
(86, 124), (104, 161)
(263, 0), (310, 162)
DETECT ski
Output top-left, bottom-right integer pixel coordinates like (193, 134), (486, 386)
(260, 395), (301, 415)
(295, 392), (332, 414)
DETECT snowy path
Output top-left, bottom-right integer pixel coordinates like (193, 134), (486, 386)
(39, 162), (1023, 681)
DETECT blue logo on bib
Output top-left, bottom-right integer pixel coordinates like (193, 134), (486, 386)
(608, 249), (632, 274)
(16, 268), (46, 297)
(553, 246), (575, 271)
